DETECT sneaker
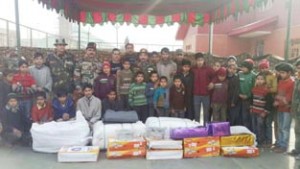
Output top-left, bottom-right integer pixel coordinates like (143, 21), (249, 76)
(273, 147), (287, 153)
(287, 149), (300, 156)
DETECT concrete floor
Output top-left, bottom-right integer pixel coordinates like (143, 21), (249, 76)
(0, 144), (299, 169)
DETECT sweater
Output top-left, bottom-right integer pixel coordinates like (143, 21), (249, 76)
(77, 95), (101, 124)
(128, 82), (147, 106)
(52, 96), (76, 120)
(251, 86), (272, 117)
(31, 102), (53, 123)
(292, 77), (300, 116)
(193, 65), (215, 96)
(153, 87), (170, 109)
(12, 72), (36, 99)
(156, 60), (177, 84)
(239, 71), (256, 99)
(276, 77), (295, 112)
(178, 71), (194, 107)
(94, 73), (116, 100)
(0, 105), (28, 133)
(145, 82), (157, 104)
(110, 61), (123, 75)
(211, 78), (228, 104)
(29, 65), (53, 92)
(169, 85), (185, 110)
(227, 73), (240, 106)
(264, 71), (278, 94)
(116, 69), (133, 95)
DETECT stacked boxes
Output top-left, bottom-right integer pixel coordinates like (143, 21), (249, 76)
(107, 137), (146, 159)
(183, 137), (220, 158)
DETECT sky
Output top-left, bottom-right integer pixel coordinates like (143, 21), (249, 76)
(0, 0), (183, 51)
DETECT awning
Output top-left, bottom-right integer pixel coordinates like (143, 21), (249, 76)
(228, 16), (278, 37)
(37, 0), (270, 26)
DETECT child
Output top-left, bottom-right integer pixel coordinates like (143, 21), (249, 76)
(0, 93), (30, 146)
(212, 61), (221, 72)
(110, 48), (122, 75)
(272, 63), (294, 153)
(31, 92), (53, 124)
(116, 58), (133, 110)
(12, 60), (36, 124)
(250, 73), (272, 147)
(290, 59), (300, 158)
(226, 55), (237, 67)
(29, 52), (52, 94)
(137, 48), (156, 82)
(211, 67), (228, 122)
(94, 62), (116, 100)
(77, 83), (101, 127)
(102, 90), (125, 117)
(226, 64), (240, 125)
(72, 84), (83, 106)
(128, 71), (148, 122)
(156, 47), (177, 84)
(0, 69), (13, 110)
(52, 90), (76, 122)
(178, 59), (194, 120)
(169, 76), (186, 118)
(238, 60), (256, 130)
(146, 71), (159, 117)
(153, 76), (170, 117)
(258, 59), (278, 148)
(193, 53), (215, 124)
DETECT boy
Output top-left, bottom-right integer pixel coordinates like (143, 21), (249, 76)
(156, 47), (177, 84)
(116, 58), (133, 109)
(238, 60), (256, 130)
(211, 67), (228, 122)
(29, 52), (52, 94)
(153, 76), (170, 117)
(52, 90), (76, 122)
(0, 93), (30, 146)
(169, 76), (186, 118)
(178, 59), (194, 120)
(12, 60), (36, 124)
(94, 62), (116, 100)
(77, 83), (101, 128)
(258, 59), (278, 147)
(72, 84), (83, 106)
(226, 55), (237, 67)
(290, 59), (300, 158)
(31, 91), (53, 124)
(193, 53), (215, 124)
(128, 71), (148, 122)
(110, 48), (123, 75)
(102, 90), (125, 117)
(0, 69), (13, 110)
(212, 61), (221, 72)
(227, 64), (240, 125)
(146, 71), (159, 117)
(137, 49), (156, 82)
(272, 63), (295, 153)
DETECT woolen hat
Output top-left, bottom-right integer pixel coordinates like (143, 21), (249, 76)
(241, 60), (253, 70)
(86, 42), (97, 50)
(54, 38), (68, 46)
(258, 59), (270, 69)
(217, 67), (227, 77)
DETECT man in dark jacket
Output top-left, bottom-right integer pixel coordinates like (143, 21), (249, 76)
(227, 64), (240, 125)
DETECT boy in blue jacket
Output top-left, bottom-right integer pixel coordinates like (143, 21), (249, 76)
(52, 90), (76, 122)
(153, 76), (170, 117)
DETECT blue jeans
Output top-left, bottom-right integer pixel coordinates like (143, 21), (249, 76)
(252, 115), (266, 145)
(277, 112), (292, 148)
(193, 95), (210, 125)
(19, 100), (32, 119)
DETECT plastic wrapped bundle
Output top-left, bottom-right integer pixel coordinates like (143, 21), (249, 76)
(170, 127), (208, 140)
(206, 122), (230, 136)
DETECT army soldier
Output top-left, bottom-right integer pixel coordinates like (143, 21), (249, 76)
(74, 42), (100, 85)
(3, 51), (21, 73)
(45, 38), (75, 93)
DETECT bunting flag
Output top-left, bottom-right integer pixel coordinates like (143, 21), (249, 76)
(38, 0), (270, 26)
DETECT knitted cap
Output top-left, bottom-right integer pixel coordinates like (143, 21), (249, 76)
(217, 67), (227, 77)
(275, 62), (294, 73)
(258, 59), (270, 69)
(7, 93), (18, 102)
(241, 60), (253, 70)
(227, 55), (237, 62)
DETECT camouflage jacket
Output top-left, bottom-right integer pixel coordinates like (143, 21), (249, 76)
(45, 52), (75, 92)
(292, 78), (300, 117)
(74, 58), (101, 85)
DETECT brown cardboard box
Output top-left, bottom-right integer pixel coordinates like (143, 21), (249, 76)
(222, 146), (259, 158)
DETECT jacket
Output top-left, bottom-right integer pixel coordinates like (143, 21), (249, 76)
(77, 95), (101, 124)
(193, 65), (215, 96)
(153, 87), (170, 109)
(239, 71), (256, 99)
(94, 73), (116, 100)
(52, 96), (76, 120)
(169, 85), (185, 110)
(128, 82), (147, 106)
(31, 102), (53, 123)
(227, 73), (240, 106)
(0, 105), (28, 133)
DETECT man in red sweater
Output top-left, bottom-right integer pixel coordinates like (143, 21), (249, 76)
(192, 53), (214, 124)
(31, 92), (53, 124)
(272, 63), (295, 153)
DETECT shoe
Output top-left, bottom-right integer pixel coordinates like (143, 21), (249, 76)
(273, 147), (287, 153)
(287, 149), (300, 156)
(262, 143), (272, 149)
(271, 145), (279, 150)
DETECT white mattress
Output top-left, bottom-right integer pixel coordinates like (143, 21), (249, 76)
(146, 150), (183, 160)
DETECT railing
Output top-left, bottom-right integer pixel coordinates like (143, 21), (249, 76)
(0, 18), (182, 51)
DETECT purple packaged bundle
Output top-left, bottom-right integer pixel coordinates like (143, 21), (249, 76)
(206, 122), (230, 136)
(170, 127), (208, 140)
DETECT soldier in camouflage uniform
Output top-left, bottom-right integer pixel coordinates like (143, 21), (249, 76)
(74, 42), (101, 85)
(3, 52), (21, 73)
(45, 38), (75, 94)
(136, 48), (156, 82)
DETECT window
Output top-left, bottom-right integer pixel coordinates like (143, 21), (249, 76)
(255, 40), (264, 56)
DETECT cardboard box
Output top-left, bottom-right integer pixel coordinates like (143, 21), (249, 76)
(184, 137), (220, 148)
(146, 150), (183, 160)
(147, 139), (183, 150)
(107, 149), (146, 159)
(108, 138), (146, 151)
(58, 146), (99, 162)
(220, 134), (255, 147)
(184, 146), (220, 158)
(222, 146), (259, 158)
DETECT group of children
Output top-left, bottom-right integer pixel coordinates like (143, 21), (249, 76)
(0, 44), (300, 157)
